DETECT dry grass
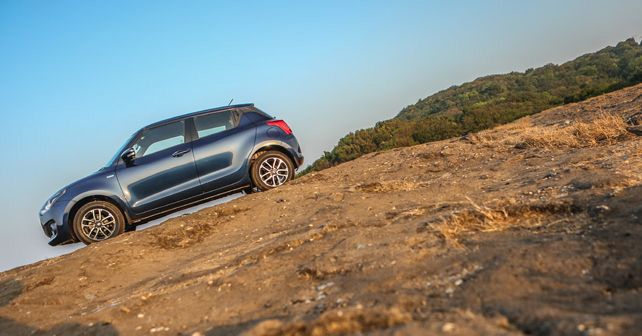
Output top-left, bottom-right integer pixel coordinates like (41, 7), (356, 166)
(476, 113), (630, 149)
(519, 113), (629, 149)
(433, 198), (578, 247)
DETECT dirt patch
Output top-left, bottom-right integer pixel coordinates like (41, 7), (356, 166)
(244, 307), (411, 336)
(152, 206), (248, 249)
(355, 180), (419, 193)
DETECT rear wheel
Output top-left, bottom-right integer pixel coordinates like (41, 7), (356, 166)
(250, 150), (294, 191)
(72, 201), (125, 245)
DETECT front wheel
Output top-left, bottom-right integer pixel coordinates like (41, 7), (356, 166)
(72, 201), (125, 245)
(250, 151), (295, 191)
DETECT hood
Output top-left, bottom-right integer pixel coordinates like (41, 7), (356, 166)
(57, 167), (116, 201)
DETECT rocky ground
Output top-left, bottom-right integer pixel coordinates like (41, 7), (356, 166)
(1, 84), (642, 336)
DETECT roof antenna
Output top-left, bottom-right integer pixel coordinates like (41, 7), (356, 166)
(228, 99), (234, 106)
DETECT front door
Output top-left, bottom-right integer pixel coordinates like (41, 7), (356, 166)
(115, 120), (201, 215)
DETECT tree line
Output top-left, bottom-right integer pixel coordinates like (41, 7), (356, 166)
(302, 38), (642, 174)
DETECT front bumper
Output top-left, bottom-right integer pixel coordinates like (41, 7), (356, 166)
(39, 201), (75, 246)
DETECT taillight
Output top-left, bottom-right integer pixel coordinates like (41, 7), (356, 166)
(266, 119), (293, 135)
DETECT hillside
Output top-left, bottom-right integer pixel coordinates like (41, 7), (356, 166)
(304, 38), (642, 173)
(1, 84), (642, 335)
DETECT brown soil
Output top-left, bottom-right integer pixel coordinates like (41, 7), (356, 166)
(1, 85), (642, 336)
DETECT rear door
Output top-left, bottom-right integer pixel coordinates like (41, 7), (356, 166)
(115, 120), (201, 214)
(189, 110), (259, 194)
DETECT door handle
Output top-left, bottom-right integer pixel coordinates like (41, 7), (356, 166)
(172, 148), (191, 157)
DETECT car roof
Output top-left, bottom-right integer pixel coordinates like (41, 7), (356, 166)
(143, 103), (266, 130)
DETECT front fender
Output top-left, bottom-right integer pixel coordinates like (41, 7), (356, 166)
(62, 170), (131, 221)
(66, 191), (131, 220)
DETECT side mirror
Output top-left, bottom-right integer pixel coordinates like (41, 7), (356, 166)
(120, 147), (136, 164)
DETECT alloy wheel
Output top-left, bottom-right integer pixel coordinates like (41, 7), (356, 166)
(80, 208), (117, 241)
(259, 157), (290, 187)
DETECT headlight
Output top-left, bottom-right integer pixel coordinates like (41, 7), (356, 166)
(40, 189), (66, 215)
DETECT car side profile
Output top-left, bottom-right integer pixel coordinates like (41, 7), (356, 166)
(39, 104), (303, 245)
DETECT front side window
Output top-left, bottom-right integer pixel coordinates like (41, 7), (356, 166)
(194, 110), (242, 139)
(132, 121), (185, 158)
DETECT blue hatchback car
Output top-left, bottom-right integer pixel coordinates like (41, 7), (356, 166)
(39, 104), (303, 245)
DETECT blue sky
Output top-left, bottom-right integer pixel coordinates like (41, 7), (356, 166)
(0, 0), (641, 271)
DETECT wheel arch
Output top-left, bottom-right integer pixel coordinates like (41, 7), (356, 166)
(68, 195), (130, 238)
(249, 143), (298, 170)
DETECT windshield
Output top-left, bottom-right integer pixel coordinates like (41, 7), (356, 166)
(105, 132), (138, 167)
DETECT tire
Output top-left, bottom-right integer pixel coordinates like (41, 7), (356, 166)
(250, 150), (295, 191)
(72, 201), (126, 245)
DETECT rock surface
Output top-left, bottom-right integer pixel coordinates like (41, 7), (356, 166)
(628, 125), (642, 135)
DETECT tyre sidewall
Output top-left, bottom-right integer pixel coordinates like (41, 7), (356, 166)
(251, 151), (294, 191)
(72, 201), (125, 245)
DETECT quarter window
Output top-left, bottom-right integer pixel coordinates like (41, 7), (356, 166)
(132, 121), (185, 158)
(194, 110), (242, 139)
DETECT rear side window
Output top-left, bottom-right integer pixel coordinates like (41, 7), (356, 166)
(239, 112), (269, 127)
(132, 121), (185, 158)
(194, 110), (242, 138)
